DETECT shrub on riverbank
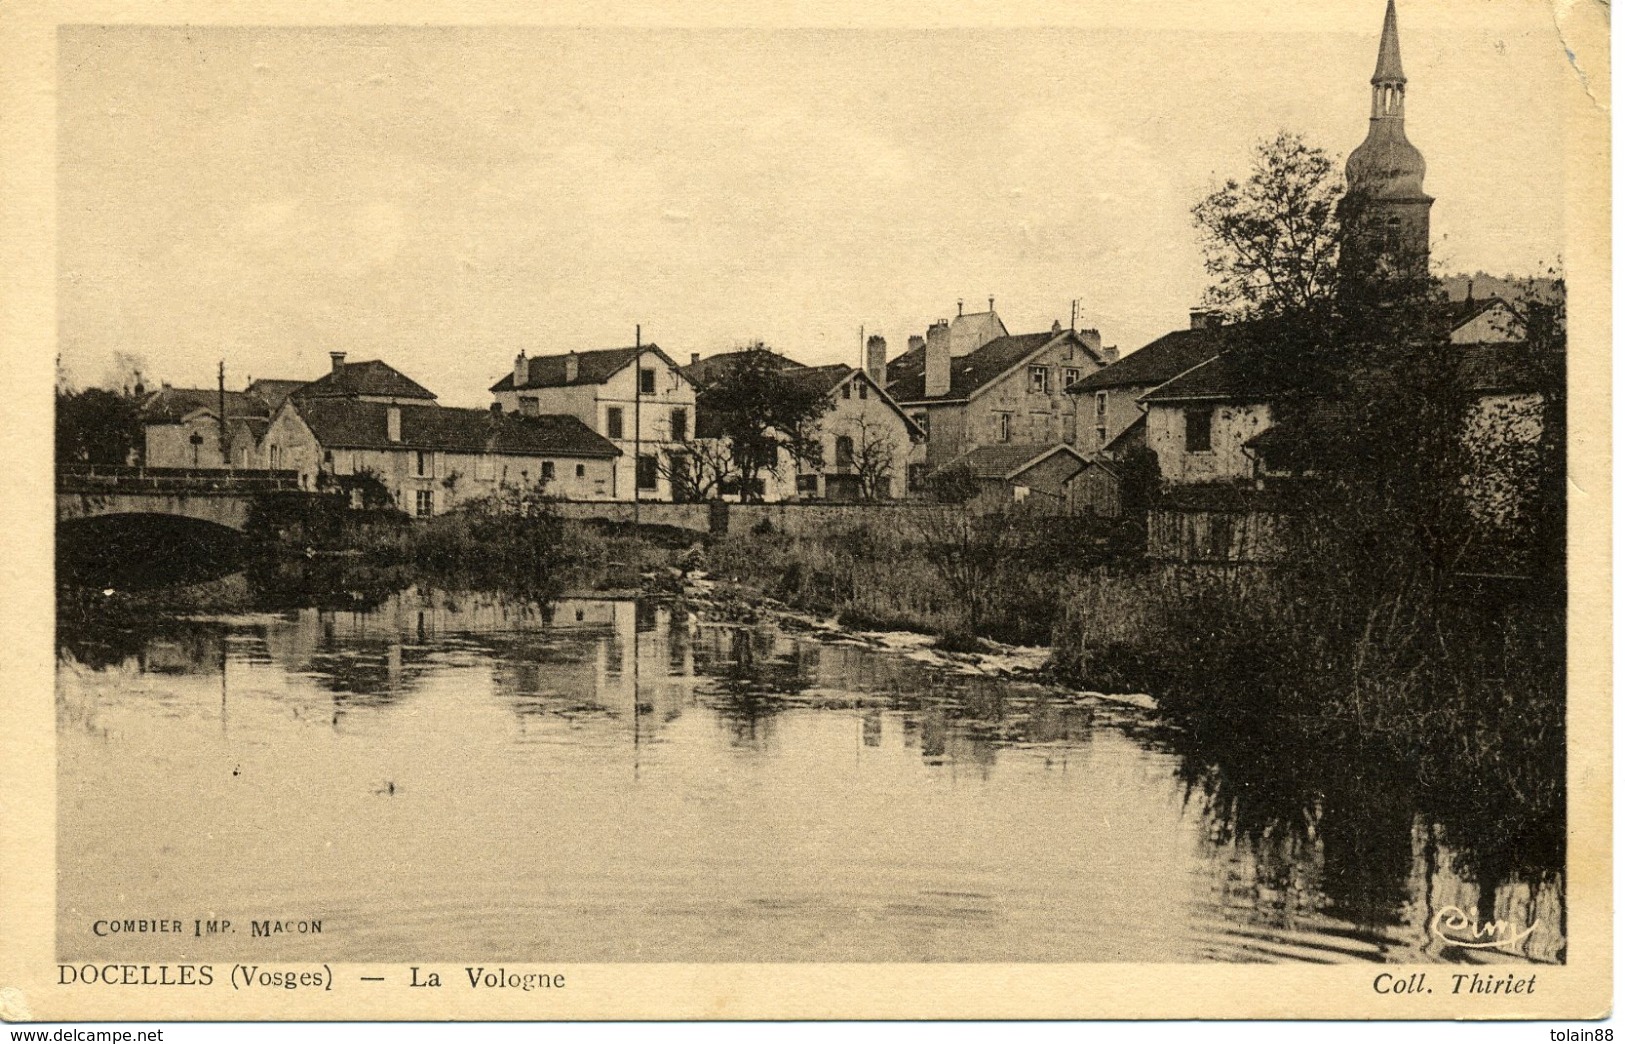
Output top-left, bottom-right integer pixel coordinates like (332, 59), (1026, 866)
(1051, 561), (1564, 886)
(707, 509), (1130, 645)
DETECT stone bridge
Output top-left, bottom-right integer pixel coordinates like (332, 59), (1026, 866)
(57, 466), (302, 532)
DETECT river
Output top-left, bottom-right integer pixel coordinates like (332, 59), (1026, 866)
(57, 583), (1564, 964)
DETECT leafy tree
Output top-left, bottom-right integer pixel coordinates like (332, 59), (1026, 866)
(689, 344), (832, 501)
(56, 387), (143, 466)
(1191, 131), (1343, 319)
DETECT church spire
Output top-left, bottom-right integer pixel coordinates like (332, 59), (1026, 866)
(1340, 0), (1432, 284)
(1372, 0), (1405, 85)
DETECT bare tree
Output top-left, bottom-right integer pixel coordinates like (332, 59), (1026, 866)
(833, 416), (904, 501)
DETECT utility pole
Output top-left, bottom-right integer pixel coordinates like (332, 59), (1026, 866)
(633, 324), (642, 524)
(217, 360), (229, 467)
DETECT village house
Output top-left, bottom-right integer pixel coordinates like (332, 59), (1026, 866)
(932, 443), (1089, 515)
(490, 344), (696, 502)
(681, 340), (925, 502)
(139, 352), (437, 471)
(140, 383), (279, 469)
(882, 300), (1115, 487)
(260, 398), (620, 514)
(1064, 310), (1237, 455)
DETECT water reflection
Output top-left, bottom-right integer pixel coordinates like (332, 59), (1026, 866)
(57, 583), (1564, 964)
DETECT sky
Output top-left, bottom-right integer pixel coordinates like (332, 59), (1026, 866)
(57, 6), (1572, 407)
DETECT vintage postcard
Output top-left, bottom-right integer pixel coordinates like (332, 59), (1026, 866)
(0, 0), (1610, 1024)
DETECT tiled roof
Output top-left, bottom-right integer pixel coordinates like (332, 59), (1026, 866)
(888, 330), (1097, 403)
(1068, 327), (1232, 393)
(141, 387), (273, 423)
(1444, 295), (1513, 329)
(1139, 352), (1270, 404)
(931, 443), (1086, 481)
(293, 360), (437, 402)
(492, 345), (686, 393)
(245, 378), (306, 412)
(781, 363), (857, 398)
(680, 349), (807, 389)
(295, 401), (619, 458)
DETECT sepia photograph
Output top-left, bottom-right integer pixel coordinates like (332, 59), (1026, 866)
(3, 0), (1610, 1023)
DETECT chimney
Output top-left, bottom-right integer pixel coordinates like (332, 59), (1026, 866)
(387, 405), (401, 443)
(330, 351), (346, 374)
(865, 334), (887, 386)
(513, 351), (528, 388)
(690, 352), (700, 367)
(1189, 309), (1223, 331)
(564, 351), (579, 383)
(924, 320), (951, 398)
(1101, 345), (1120, 364)
(988, 296), (996, 313)
(957, 299), (964, 317)
(1052, 320), (1063, 335)
(908, 334), (925, 354)
(1076, 328), (1103, 354)
(490, 401), (502, 415)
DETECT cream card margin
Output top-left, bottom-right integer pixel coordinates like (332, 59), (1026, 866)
(0, 0), (1610, 1022)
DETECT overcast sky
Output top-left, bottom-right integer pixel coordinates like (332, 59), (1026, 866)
(58, 8), (1570, 407)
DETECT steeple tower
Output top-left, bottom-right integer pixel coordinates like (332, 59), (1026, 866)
(1340, 0), (1432, 285)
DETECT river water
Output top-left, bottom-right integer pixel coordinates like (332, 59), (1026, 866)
(57, 585), (1564, 964)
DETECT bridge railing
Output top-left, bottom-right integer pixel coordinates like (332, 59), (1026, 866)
(58, 464), (303, 494)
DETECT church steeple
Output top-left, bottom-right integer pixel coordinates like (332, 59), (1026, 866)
(1372, 0), (1405, 87)
(1341, 0), (1432, 284)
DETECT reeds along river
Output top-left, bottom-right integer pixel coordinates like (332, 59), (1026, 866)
(57, 584), (1564, 964)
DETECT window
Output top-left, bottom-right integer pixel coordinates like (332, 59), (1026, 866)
(796, 474), (820, 497)
(1064, 368), (1081, 389)
(415, 450), (432, 477)
(639, 368), (656, 396)
(834, 435), (855, 471)
(542, 461), (555, 482)
(1096, 425), (1108, 446)
(519, 396), (540, 417)
(637, 454), (659, 490)
(575, 463), (586, 478)
(270, 445), (281, 469)
(841, 383), (852, 400)
(911, 412), (929, 439)
(1185, 408), (1214, 453)
(1096, 392), (1108, 418)
(1028, 365), (1050, 394)
(606, 407), (624, 440)
(908, 463), (928, 491)
(415, 489), (434, 517)
(670, 407), (688, 442)
(323, 450), (333, 469)
(857, 381), (868, 400)
(997, 413), (1011, 443)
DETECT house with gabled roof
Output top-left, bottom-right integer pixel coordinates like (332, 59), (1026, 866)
(1066, 311), (1237, 454)
(293, 352), (438, 405)
(882, 302), (1114, 469)
(261, 397), (620, 514)
(928, 443), (1089, 515)
(490, 344), (696, 502)
(140, 384), (281, 469)
(679, 348), (925, 502)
